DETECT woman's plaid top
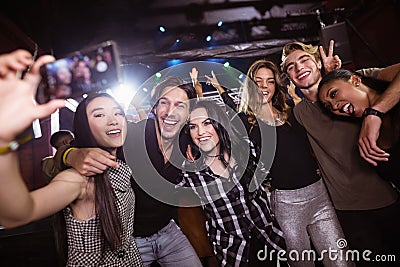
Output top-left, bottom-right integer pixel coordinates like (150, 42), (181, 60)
(64, 160), (142, 266)
(178, 141), (286, 267)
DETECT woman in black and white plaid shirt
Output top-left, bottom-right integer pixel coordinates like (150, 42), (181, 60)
(178, 100), (286, 267)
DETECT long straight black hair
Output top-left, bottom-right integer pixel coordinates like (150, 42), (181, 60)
(318, 69), (389, 95)
(54, 92), (125, 265)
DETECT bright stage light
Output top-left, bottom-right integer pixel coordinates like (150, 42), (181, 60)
(108, 83), (136, 112)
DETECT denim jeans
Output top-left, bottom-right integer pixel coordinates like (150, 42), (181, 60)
(135, 219), (202, 267)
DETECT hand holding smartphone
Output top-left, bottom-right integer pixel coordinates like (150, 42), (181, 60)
(38, 40), (122, 103)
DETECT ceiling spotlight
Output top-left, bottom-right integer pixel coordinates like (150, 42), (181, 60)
(176, 39), (180, 43)
(206, 35), (212, 42)
(159, 26), (166, 32)
(168, 59), (182, 66)
(217, 21), (223, 27)
(223, 62), (230, 67)
(156, 72), (162, 78)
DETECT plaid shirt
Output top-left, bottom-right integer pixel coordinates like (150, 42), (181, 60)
(178, 141), (286, 267)
(64, 160), (142, 266)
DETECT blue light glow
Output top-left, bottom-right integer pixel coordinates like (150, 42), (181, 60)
(167, 59), (183, 66)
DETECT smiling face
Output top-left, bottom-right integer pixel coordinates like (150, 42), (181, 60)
(74, 60), (87, 78)
(189, 107), (220, 156)
(81, 66), (91, 82)
(284, 50), (322, 90)
(318, 78), (370, 118)
(57, 66), (72, 84)
(254, 67), (276, 104)
(86, 96), (127, 155)
(154, 86), (190, 141)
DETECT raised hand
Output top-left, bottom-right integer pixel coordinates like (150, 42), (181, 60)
(205, 70), (225, 94)
(189, 67), (199, 84)
(0, 50), (33, 78)
(319, 40), (342, 73)
(0, 50), (65, 145)
(190, 67), (203, 97)
(0, 50), (64, 224)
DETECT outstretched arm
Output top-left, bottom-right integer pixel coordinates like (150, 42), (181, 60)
(358, 63), (400, 165)
(205, 70), (238, 112)
(0, 168), (85, 228)
(0, 50), (65, 223)
(54, 145), (118, 177)
(373, 63), (400, 112)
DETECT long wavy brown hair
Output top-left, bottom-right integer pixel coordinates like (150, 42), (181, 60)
(238, 59), (289, 127)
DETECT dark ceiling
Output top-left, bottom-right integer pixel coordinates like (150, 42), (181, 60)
(1, 1), (328, 58)
(1, 0), (399, 69)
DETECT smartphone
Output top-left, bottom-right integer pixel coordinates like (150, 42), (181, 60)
(38, 40), (122, 103)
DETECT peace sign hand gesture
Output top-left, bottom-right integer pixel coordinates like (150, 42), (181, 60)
(319, 40), (342, 73)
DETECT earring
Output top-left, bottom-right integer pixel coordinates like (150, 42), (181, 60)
(356, 82), (360, 86)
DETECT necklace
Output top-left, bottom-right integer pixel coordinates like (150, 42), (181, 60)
(263, 112), (283, 126)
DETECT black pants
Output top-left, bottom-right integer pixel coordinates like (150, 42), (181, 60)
(336, 197), (400, 267)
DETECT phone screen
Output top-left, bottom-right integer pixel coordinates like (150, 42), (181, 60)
(38, 40), (122, 103)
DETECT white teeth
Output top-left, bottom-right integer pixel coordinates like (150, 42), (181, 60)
(199, 137), (210, 141)
(298, 72), (309, 79)
(262, 91), (269, 95)
(107, 129), (121, 135)
(164, 119), (177, 125)
(343, 103), (350, 112)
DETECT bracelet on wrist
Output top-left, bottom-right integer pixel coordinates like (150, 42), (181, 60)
(62, 147), (77, 166)
(362, 107), (385, 119)
(0, 134), (33, 155)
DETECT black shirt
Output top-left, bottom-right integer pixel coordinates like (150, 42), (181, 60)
(124, 118), (186, 236)
(221, 91), (320, 190)
(265, 111), (320, 190)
